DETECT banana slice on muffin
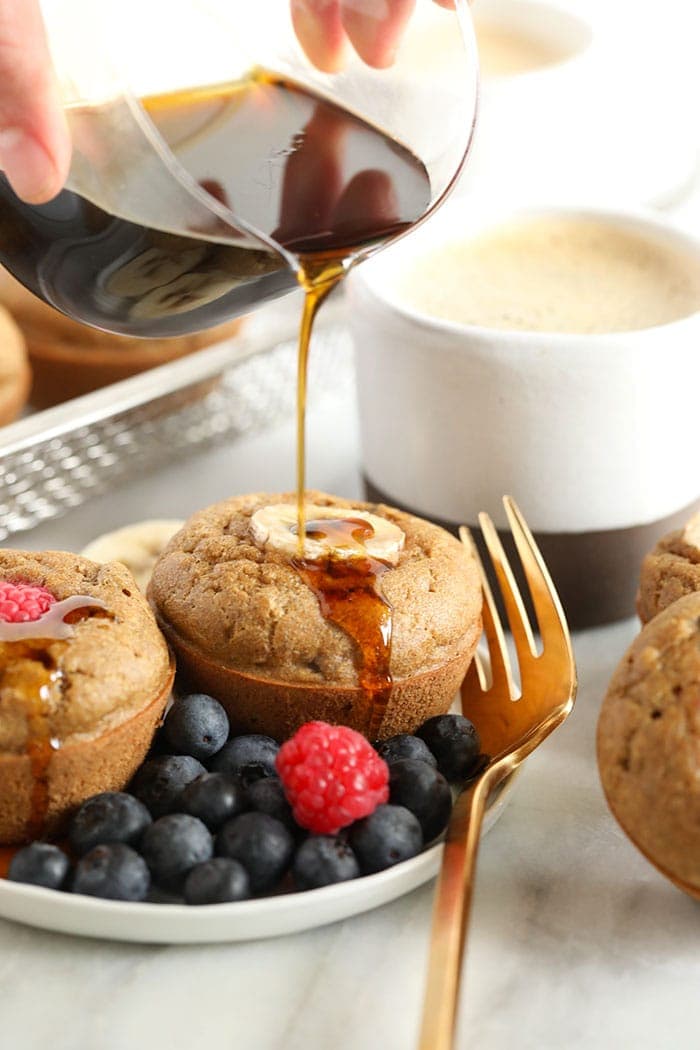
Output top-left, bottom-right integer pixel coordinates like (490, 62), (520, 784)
(148, 491), (482, 740)
(250, 503), (405, 563)
(0, 550), (173, 844)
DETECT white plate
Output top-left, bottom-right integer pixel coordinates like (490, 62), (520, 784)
(0, 774), (517, 944)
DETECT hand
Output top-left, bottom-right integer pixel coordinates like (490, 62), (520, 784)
(291, 0), (455, 71)
(0, 0), (71, 204)
(0, 0), (457, 206)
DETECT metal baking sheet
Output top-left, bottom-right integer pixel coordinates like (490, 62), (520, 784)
(0, 299), (353, 542)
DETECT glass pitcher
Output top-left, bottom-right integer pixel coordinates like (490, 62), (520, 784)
(0, 0), (478, 338)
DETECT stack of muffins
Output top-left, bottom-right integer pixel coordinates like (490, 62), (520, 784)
(597, 511), (700, 897)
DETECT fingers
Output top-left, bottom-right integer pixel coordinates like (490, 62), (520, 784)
(332, 169), (399, 242)
(292, 0), (460, 72)
(340, 0), (415, 68)
(0, 0), (70, 203)
(290, 0), (347, 73)
(273, 104), (346, 251)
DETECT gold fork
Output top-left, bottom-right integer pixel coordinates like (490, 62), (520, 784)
(418, 496), (577, 1050)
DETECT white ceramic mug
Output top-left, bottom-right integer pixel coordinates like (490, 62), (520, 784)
(445, 0), (696, 209)
(347, 204), (700, 628)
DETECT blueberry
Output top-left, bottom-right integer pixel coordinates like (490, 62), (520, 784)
(216, 812), (294, 893)
(246, 777), (295, 832)
(72, 844), (150, 901)
(180, 773), (247, 830)
(69, 792), (152, 856)
(162, 693), (229, 762)
(210, 735), (280, 784)
(8, 843), (70, 890)
(349, 805), (423, 874)
(184, 858), (250, 905)
(141, 814), (213, 892)
(130, 755), (207, 817)
(416, 715), (481, 782)
(375, 734), (437, 769)
(292, 836), (360, 891)
(388, 759), (452, 842)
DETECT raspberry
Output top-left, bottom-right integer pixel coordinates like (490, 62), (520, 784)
(276, 721), (389, 835)
(0, 582), (56, 623)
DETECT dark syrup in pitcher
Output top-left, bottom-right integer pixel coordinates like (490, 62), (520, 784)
(0, 71), (430, 338)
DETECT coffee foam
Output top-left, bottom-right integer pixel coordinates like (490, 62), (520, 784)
(399, 216), (700, 334)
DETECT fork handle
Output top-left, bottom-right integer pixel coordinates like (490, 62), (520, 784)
(418, 772), (493, 1050)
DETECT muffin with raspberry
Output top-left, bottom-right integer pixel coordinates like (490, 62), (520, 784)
(0, 550), (173, 844)
(149, 491), (482, 740)
(637, 511), (700, 624)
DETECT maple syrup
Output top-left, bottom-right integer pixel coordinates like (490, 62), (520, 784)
(292, 517), (394, 737)
(0, 598), (107, 844)
(0, 639), (64, 840)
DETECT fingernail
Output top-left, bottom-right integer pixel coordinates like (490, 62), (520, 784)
(0, 127), (59, 204)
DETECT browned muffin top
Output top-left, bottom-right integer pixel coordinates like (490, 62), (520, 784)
(597, 591), (700, 889)
(637, 512), (700, 623)
(149, 491), (481, 686)
(0, 550), (171, 753)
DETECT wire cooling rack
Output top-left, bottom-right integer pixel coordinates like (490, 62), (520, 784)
(0, 303), (353, 542)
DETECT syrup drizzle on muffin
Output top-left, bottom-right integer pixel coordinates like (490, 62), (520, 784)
(291, 517), (394, 738)
(0, 642), (63, 839)
(0, 587), (108, 838)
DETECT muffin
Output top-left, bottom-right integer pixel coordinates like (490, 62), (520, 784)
(0, 550), (174, 844)
(0, 268), (242, 408)
(597, 592), (700, 897)
(0, 303), (30, 426)
(149, 491), (482, 740)
(637, 512), (700, 624)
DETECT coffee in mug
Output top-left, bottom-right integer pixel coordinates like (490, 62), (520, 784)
(398, 216), (700, 334)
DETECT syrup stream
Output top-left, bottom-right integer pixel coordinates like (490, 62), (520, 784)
(295, 258), (346, 547)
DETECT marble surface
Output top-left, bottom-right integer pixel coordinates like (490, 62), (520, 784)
(1, 391), (699, 1050)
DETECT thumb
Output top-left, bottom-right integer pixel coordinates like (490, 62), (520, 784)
(0, 0), (71, 203)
